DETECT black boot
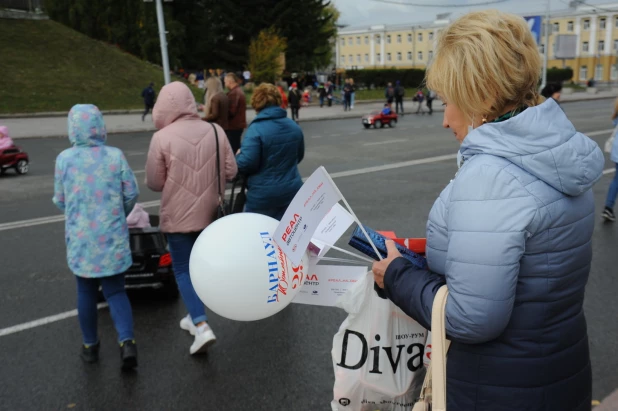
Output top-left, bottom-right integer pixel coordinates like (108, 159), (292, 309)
(81, 341), (100, 364)
(120, 340), (138, 370)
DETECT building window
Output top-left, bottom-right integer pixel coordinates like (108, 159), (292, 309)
(341, 38), (345, 46)
(408, 33), (412, 42)
(418, 51), (423, 60)
(600, 18), (607, 29)
(552, 43), (556, 53)
(418, 32), (423, 42)
(365, 36), (369, 45)
(348, 55), (353, 63)
(615, 17), (618, 28)
(376, 35), (381, 44)
(614, 39), (618, 51)
(599, 40), (605, 52)
(429, 31), (434, 40)
(580, 65), (588, 81)
(584, 19), (590, 30)
(612, 64), (618, 80)
(365, 54), (369, 62)
(595, 64), (603, 80)
(377, 53), (381, 62)
(387, 35), (391, 44)
(357, 54), (361, 63)
(348, 37), (353, 45)
(553, 22), (559, 33)
(397, 34), (402, 43)
(540, 44), (545, 54)
(356, 37), (361, 45)
(397, 52), (402, 61)
(407, 51), (412, 60)
(583, 41), (589, 52)
(568, 21), (574, 31)
(387, 52), (392, 61)
(340, 56), (345, 64)
(429, 50), (434, 60)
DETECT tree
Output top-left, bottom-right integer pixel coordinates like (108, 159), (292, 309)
(247, 27), (287, 84)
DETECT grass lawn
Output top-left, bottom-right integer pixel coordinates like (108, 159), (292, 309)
(0, 19), (203, 114)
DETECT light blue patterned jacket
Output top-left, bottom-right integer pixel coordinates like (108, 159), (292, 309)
(53, 105), (139, 278)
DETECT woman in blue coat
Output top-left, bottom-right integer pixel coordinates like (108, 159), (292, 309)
(53, 105), (140, 369)
(372, 11), (604, 410)
(236, 83), (304, 220)
(602, 99), (618, 221)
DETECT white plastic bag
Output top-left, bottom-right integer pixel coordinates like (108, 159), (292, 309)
(605, 126), (617, 154)
(331, 272), (428, 411)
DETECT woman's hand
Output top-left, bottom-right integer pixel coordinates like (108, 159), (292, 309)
(372, 240), (402, 289)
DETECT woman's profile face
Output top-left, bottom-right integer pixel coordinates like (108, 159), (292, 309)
(441, 98), (471, 144)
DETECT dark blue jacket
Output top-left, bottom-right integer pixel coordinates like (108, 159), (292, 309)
(384, 100), (602, 411)
(235, 106), (304, 211)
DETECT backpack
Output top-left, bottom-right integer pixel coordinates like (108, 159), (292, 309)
(396, 86), (405, 98)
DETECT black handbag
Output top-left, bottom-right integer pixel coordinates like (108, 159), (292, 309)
(210, 123), (229, 220)
(228, 174), (248, 214)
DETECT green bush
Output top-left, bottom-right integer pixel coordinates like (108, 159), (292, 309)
(344, 69), (426, 89)
(546, 67), (574, 83)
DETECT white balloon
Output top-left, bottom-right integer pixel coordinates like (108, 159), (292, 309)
(189, 213), (309, 321)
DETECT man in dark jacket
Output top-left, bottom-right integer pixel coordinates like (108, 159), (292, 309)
(343, 80), (353, 112)
(225, 73), (247, 154)
(385, 82), (395, 105)
(394, 81), (405, 115)
(317, 83), (327, 107)
(141, 82), (156, 122)
(288, 83), (302, 122)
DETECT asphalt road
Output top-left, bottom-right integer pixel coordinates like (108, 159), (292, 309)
(1, 99), (617, 410)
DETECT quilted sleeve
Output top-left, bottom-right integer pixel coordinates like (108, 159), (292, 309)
(145, 133), (166, 192)
(52, 154), (66, 212)
(442, 163), (538, 343)
(235, 128), (261, 175)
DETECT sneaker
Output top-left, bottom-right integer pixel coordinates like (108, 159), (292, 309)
(180, 314), (197, 335)
(120, 340), (138, 370)
(602, 207), (616, 222)
(81, 341), (100, 364)
(189, 324), (217, 355)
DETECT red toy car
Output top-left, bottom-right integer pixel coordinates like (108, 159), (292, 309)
(362, 110), (398, 129)
(0, 145), (29, 175)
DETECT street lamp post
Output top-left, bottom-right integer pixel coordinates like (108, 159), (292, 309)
(155, 0), (171, 85)
(541, 0), (551, 90)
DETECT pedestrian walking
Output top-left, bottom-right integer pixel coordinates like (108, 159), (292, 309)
(327, 81), (334, 107)
(318, 83), (327, 107)
(394, 81), (405, 115)
(225, 73), (247, 154)
(53, 104), (140, 370)
(372, 10), (602, 410)
(288, 82), (302, 122)
(426, 89), (436, 115)
(141, 82), (156, 122)
(343, 80), (353, 112)
(236, 83), (304, 220)
(202, 76), (229, 130)
(602, 98), (618, 222)
(146, 82), (238, 355)
(349, 78), (356, 109)
(385, 82), (395, 105)
(414, 89), (425, 114)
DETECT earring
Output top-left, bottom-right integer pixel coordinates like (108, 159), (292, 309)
(482, 117), (488, 124)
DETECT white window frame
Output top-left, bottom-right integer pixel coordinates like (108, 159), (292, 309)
(612, 64), (618, 81)
(408, 33), (412, 42)
(397, 52), (402, 61)
(429, 50), (434, 60)
(568, 21), (574, 32)
(600, 18), (607, 30)
(365, 54), (369, 62)
(356, 37), (361, 45)
(553, 22), (559, 33)
(357, 54), (361, 63)
(583, 41), (589, 52)
(387, 35), (391, 44)
(348, 55), (353, 63)
(387, 52), (392, 61)
(595, 64), (603, 81)
(580, 65), (588, 81)
(418, 32), (423, 42)
(429, 32), (434, 41)
(377, 53), (381, 62)
(365, 36), (369, 45)
(599, 40), (605, 52)
(340, 38), (345, 46)
(376, 35), (381, 44)
(584, 19), (590, 30)
(407, 51), (412, 60)
(397, 34), (402, 43)
(614, 39), (618, 51)
(418, 51), (423, 61)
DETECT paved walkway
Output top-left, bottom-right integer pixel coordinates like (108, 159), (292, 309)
(2, 91), (617, 139)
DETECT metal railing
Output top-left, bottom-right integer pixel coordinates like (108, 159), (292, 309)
(0, 0), (43, 12)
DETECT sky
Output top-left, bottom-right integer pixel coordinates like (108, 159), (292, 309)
(331, 0), (614, 28)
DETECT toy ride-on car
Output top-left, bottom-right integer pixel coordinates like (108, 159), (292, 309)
(0, 145), (29, 175)
(124, 214), (178, 298)
(362, 111), (398, 129)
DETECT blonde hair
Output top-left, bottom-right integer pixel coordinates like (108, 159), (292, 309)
(251, 83), (282, 112)
(204, 77), (223, 115)
(426, 10), (542, 120)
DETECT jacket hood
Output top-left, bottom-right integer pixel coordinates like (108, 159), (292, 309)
(67, 104), (106, 147)
(460, 99), (604, 196)
(153, 81), (200, 130)
(254, 105), (287, 122)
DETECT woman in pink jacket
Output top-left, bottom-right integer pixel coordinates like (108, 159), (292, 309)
(146, 82), (237, 355)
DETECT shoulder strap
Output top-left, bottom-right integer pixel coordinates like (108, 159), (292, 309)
(210, 123), (223, 203)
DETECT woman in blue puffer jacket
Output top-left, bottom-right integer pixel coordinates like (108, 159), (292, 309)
(236, 83), (305, 220)
(372, 11), (604, 411)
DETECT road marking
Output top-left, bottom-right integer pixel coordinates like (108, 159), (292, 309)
(330, 134), (341, 137)
(0, 303), (108, 337)
(311, 135), (323, 139)
(363, 139), (407, 146)
(0, 127), (615, 233)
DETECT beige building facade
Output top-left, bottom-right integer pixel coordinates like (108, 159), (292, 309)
(336, 3), (618, 84)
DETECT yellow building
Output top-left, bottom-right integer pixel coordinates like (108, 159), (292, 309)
(336, 2), (618, 84)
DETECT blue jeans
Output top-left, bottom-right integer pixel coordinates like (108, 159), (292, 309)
(166, 233), (207, 325)
(351, 92), (355, 108)
(76, 274), (134, 345)
(245, 205), (289, 221)
(606, 163), (618, 209)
